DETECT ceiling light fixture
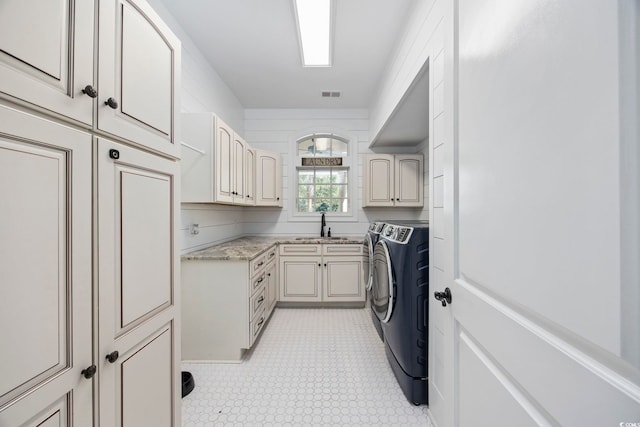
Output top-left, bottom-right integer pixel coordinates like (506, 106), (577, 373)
(294, 0), (333, 67)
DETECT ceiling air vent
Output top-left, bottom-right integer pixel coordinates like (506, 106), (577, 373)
(322, 91), (341, 98)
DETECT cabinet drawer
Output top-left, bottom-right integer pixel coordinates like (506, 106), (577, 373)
(251, 308), (267, 342)
(251, 270), (267, 293)
(250, 285), (266, 320)
(322, 244), (364, 256)
(250, 253), (267, 275)
(265, 245), (277, 263)
(279, 244), (321, 255)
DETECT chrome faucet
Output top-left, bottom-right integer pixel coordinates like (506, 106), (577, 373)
(320, 212), (326, 237)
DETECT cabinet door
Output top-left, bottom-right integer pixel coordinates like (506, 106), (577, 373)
(323, 256), (365, 302)
(233, 135), (246, 204)
(279, 257), (322, 302)
(98, 0), (181, 158)
(256, 150), (282, 206)
(0, 105), (92, 426)
(395, 155), (423, 206)
(0, 0), (94, 125)
(214, 117), (234, 203)
(97, 138), (180, 427)
(265, 261), (278, 314)
(244, 147), (256, 205)
(363, 154), (395, 206)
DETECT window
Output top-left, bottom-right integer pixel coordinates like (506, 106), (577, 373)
(295, 134), (350, 214)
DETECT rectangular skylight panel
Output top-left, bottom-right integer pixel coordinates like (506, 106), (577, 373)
(295, 0), (332, 67)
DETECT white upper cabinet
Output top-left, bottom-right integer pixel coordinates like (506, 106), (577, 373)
(0, 0), (180, 157)
(256, 149), (282, 206)
(244, 147), (256, 205)
(0, 0), (95, 125)
(181, 113), (229, 203)
(233, 135), (246, 204)
(215, 117), (235, 203)
(395, 155), (424, 206)
(363, 154), (424, 207)
(182, 114), (281, 206)
(98, 0), (181, 158)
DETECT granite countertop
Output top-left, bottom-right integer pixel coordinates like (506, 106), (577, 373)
(182, 235), (364, 261)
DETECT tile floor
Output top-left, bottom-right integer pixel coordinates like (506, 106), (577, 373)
(182, 308), (432, 426)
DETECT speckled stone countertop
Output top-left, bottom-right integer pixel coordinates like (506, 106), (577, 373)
(182, 235), (364, 261)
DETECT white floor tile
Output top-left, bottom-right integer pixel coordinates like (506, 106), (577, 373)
(182, 308), (432, 426)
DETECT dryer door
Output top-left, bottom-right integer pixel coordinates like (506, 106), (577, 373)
(363, 233), (375, 291)
(372, 240), (394, 323)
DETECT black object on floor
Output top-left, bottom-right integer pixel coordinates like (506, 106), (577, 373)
(182, 371), (195, 398)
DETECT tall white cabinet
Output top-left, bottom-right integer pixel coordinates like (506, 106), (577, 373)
(97, 140), (180, 427)
(0, 106), (93, 427)
(0, 1), (181, 426)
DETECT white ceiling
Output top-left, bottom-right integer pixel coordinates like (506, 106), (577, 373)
(159, 0), (414, 109)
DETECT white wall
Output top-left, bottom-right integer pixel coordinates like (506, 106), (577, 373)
(369, 0), (437, 144)
(149, 0), (247, 253)
(244, 109), (429, 237)
(148, 0), (244, 129)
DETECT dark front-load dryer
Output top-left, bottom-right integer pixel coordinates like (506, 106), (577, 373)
(363, 221), (386, 341)
(372, 222), (429, 405)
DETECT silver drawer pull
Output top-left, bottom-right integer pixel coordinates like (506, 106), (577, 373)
(258, 261), (264, 267)
(257, 296), (264, 304)
(269, 252), (275, 258)
(257, 317), (264, 327)
(257, 276), (264, 284)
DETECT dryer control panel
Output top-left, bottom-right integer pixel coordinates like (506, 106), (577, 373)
(381, 224), (413, 244)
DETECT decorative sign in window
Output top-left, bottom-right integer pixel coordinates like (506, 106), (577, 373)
(296, 134), (350, 214)
(301, 157), (343, 167)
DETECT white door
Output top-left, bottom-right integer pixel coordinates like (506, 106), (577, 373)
(0, 105), (92, 426)
(97, 138), (181, 427)
(431, 1), (640, 425)
(98, 0), (180, 157)
(0, 0), (94, 125)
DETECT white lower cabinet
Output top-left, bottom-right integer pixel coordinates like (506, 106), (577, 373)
(279, 256), (323, 302)
(97, 139), (181, 426)
(0, 105), (93, 427)
(323, 256), (365, 302)
(265, 259), (278, 315)
(181, 245), (277, 361)
(279, 244), (365, 303)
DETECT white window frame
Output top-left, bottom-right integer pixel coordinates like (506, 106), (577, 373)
(288, 131), (358, 222)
